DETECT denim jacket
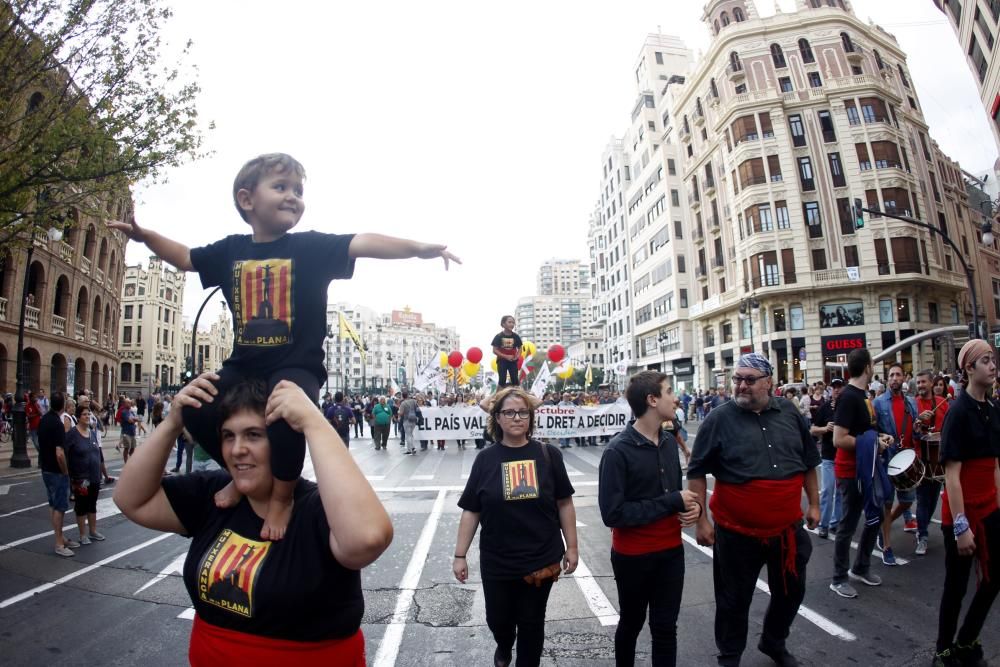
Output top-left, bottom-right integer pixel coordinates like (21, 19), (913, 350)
(871, 391), (917, 457)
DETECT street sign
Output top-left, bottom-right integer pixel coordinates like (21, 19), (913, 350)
(993, 333), (1000, 348)
(837, 353), (847, 365)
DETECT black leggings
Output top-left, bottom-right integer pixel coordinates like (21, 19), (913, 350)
(483, 577), (553, 666)
(182, 365), (320, 482)
(498, 358), (519, 387)
(937, 510), (1000, 652)
(611, 546), (684, 666)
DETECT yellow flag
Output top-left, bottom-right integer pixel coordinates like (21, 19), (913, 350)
(585, 363), (593, 388)
(338, 312), (366, 364)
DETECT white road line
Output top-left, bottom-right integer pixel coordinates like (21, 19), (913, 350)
(571, 558), (619, 626)
(0, 532), (174, 609)
(373, 488), (448, 667)
(366, 475), (387, 481)
(0, 481), (31, 495)
(680, 533), (856, 641)
(576, 520), (587, 527)
(134, 551), (187, 595)
(373, 485), (464, 493)
(0, 496), (120, 553)
(409, 475), (434, 481)
(178, 607), (196, 620)
(0, 502), (48, 518)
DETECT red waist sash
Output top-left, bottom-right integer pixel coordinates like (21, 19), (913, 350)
(941, 457), (999, 584)
(711, 475), (805, 591)
(189, 614), (365, 667)
(612, 513), (682, 556)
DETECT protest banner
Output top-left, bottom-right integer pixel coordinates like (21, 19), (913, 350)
(414, 402), (631, 440)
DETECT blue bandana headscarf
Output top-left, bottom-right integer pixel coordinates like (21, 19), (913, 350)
(736, 352), (773, 377)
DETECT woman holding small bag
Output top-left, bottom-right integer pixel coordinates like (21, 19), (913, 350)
(453, 386), (578, 667)
(65, 403), (105, 544)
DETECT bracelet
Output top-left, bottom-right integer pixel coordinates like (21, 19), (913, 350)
(454, 554), (466, 559)
(953, 513), (970, 537)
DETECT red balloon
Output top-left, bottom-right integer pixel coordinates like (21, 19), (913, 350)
(467, 347), (483, 364)
(547, 344), (565, 363)
(448, 351), (464, 368)
(516, 356), (524, 369)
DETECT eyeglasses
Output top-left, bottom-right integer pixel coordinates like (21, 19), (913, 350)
(732, 374), (767, 386)
(499, 409), (531, 420)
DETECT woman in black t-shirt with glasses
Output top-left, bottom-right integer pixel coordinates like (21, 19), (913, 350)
(113, 374), (393, 666)
(454, 387), (578, 667)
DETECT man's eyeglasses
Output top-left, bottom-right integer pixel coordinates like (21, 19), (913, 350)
(499, 409), (531, 420)
(732, 374), (767, 386)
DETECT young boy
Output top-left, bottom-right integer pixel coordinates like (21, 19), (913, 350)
(491, 315), (522, 388)
(110, 153), (459, 539)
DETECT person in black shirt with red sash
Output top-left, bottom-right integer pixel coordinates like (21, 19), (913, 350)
(688, 353), (820, 667)
(933, 339), (1000, 667)
(599, 371), (699, 666)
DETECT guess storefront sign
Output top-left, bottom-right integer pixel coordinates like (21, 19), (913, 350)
(821, 333), (866, 354)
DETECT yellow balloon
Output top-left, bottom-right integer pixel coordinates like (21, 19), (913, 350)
(439, 351), (449, 369)
(463, 361), (480, 376)
(490, 357), (498, 372)
(558, 364), (575, 380)
(522, 341), (537, 358)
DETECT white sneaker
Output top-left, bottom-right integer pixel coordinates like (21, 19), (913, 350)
(54, 545), (75, 557)
(89, 532), (106, 541)
(78, 536), (92, 545)
(64, 539), (81, 549)
(915, 537), (928, 556)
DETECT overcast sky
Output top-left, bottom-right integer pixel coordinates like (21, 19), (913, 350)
(130, 0), (996, 356)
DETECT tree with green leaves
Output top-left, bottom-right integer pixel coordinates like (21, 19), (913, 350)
(0, 0), (208, 245)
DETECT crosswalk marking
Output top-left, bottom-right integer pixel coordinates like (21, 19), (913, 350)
(134, 552), (187, 595)
(0, 496), (120, 553)
(571, 558), (619, 626)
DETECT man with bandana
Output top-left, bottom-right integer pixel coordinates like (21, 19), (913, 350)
(687, 353), (820, 667)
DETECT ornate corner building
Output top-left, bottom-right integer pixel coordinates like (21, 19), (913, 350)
(0, 209), (129, 398)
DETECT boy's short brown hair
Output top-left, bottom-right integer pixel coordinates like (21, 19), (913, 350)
(232, 153), (306, 222)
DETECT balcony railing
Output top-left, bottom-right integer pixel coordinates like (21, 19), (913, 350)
(75, 321), (85, 340)
(89, 330), (98, 346)
(59, 242), (74, 263)
(726, 62), (745, 80)
(705, 175), (716, 191)
(102, 333), (109, 349)
(710, 214), (720, 229)
(0, 297), (6, 321)
(52, 315), (66, 336)
(694, 226), (705, 241)
(696, 265), (708, 278)
(712, 256), (725, 269)
(80, 256), (91, 274)
(25, 306), (40, 329)
(895, 261), (923, 275)
(751, 275), (783, 289)
(95, 268), (105, 285)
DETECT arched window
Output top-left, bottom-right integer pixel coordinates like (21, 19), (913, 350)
(729, 51), (742, 72)
(720, 11), (730, 26)
(683, 115), (691, 133)
(710, 78), (719, 98)
(696, 98), (704, 116)
(733, 7), (745, 22)
(799, 38), (814, 63)
(714, 19), (720, 35)
(873, 49), (885, 70)
(770, 43), (786, 68)
(897, 64), (910, 88)
(810, 0), (822, 6)
(840, 32), (854, 53)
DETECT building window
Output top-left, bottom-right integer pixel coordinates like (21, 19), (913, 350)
(788, 114), (806, 147)
(722, 321), (733, 343)
(771, 43), (787, 68)
(121, 363), (131, 383)
(808, 71), (823, 88)
(667, 159), (676, 175)
(844, 244), (859, 267)
(837, 198), (855, 235)
(776, 201), (791, 229)
(774, 308), (786, 332)
(123, 326), (132, 345)
(929, 301), (939, 323)
(873, 49), (885, 70)
(828, 153), (846, 187)
(655, 51), (664, 64)
(790, 305), (805, 330)
(812, 248), (828, 270)
(798, 157), (815, 191)
(804, 201), (823, 237)
(879, 298), (894, 323)
(898, 297), (911, 322)
(841, 32), (855, 53)
(845, 101), (861, 125)
(779, 76), (794, 92)
(970, 35), (988, 81)
(818, 110), (835, 141)
(799, 38), (814, 63)
(994, 280), (1000, 318)
(124, 305), (133, 319)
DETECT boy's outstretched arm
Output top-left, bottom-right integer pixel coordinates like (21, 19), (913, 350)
(108, 216), (194, 272)
(348, 233), (461, 270)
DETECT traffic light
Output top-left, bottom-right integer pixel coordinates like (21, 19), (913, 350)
(852, 198), (865, 229)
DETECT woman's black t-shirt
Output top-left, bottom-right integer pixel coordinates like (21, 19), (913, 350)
(940, 390), (1000, 463)
(458, 440), (574, 580)
(162, 471), (362, 641)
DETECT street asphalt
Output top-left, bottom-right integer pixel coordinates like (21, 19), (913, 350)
(0, 420), (997, 666)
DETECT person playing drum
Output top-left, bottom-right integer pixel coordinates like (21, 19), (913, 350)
(913, 369), (949, 556)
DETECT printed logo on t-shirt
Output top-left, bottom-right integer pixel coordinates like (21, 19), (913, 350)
(499, 336), (516, 350)
(864, 398), (876, 427)
(231, 259), (293, 346)
(197, 529), (272, 618)
(502, 460), (539, 501)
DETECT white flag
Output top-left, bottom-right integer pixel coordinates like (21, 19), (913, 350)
(530, 362), (553, 398)
(413, 359), (441, 392)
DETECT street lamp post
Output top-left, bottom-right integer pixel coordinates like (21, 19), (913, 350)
(325, 325), (334, 395)
(656, 330), (669, 372)
(738, 296), (760, 352)
(11, 224), (64, 468)
(855, 201), (991, 338)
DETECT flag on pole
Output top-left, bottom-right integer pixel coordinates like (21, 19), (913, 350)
(530, 362), (552, 398)
(585, 363), (593, 388)
(338, 312), (366, 365)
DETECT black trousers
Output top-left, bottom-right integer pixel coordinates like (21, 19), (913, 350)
(937, 510), (1000, 652)
(832, 477), (880, 583)
(611, 546), (685, 666)
(483, 577), (553, 667)
(498, 358), (519, 387)
(713, 524), (812, 666)
(182, 365), (320, 482)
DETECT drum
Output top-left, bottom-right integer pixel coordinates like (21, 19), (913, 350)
(887, 448), (925, 491)
(917, 432), (945, 482)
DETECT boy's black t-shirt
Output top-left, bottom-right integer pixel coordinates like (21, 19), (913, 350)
(190, 232), (356, 380)
(458, 440), (573, 580)
(162, 471), (363, 642)
(491, 331), (523, 361)
(833, 384), (875, 437)
(940, 391), (1000, 463)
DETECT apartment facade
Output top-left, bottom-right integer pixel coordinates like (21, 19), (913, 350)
(657, 0), (984, 388)
(537, 259), (590, 296)
(182, 310), (234, 379)
(934, 0), (1000, 155)
(117, 258), (187, 395)
(0, 214), (128, 398)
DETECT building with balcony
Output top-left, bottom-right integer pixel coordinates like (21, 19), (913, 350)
(537, 259), (590, 296)
(515, 294), (593, 352)
(668, 0), (978, 386)
(117, 258), (187, 396)
(325, 304), (460, 394)
(934, 0), (1000, 156)
(182, 310), (234, 381)
(0, 210), (128, 398)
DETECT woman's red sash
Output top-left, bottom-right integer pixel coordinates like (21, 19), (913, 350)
(942, 457), (999, 584)
(189, 614), (365, 666)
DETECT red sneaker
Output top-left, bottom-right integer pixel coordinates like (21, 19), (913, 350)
(904, 519), (918, 533)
